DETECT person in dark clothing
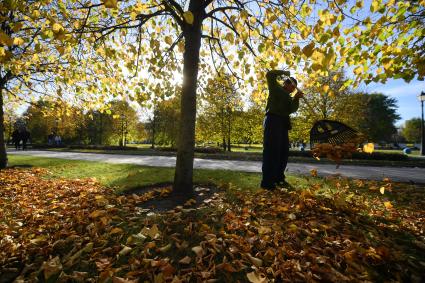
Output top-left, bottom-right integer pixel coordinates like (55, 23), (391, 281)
(12, 129), (21, 150)
(261, 70), (304, 190)
(21, 129), (31, 150)
(48, 132), (54, 145)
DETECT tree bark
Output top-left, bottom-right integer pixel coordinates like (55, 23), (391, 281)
(0, 87), (8, 169)
(151, 108), (156, 149)
(173, 4), (203, 194)
(227, 114), (231, 152)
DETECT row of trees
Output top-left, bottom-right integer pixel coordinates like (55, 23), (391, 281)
(5, 67), (408, 150)
(7, 87), (419, 151)
(148, 70), (402, 148)
(400, 118), (423, 144)
(6, 100), (146, 146)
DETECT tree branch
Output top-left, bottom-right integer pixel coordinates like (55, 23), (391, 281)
(162, 0), (184, 28)
(205, 6), (241, 18)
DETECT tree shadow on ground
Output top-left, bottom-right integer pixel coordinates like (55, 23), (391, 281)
(122, 182), (223, 212)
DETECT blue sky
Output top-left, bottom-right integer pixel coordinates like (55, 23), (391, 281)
(360, 79), (425, 127)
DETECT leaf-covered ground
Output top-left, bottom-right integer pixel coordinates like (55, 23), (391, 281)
(0, 168), (424, 282)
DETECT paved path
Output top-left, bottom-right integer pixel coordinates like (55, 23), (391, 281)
(8, 150), (425, 184)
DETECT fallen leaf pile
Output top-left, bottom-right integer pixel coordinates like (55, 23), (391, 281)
(1, 168), (424, 282)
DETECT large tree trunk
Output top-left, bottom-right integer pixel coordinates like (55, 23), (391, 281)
(173, 5), (203, 195)
(0, 87), (7, 169)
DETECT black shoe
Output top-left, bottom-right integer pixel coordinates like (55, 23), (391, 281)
(277, 181), (293, 189)
(260, 182), (276, 191)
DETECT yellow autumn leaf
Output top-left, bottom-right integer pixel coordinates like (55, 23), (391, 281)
(13, 37), (24, 46)
(103, 0), (118, 9)
(370, 0), (379, 12)
(140, 224), (160, 239)
(184, 198), (196, 206)
(240, 9), (249, 19)
(363, 143), (374, 153)
(224, 32), (234, 43)
(192, 246), (204, 257)
(110, 227), (124, 234)
(165, 36), (173, 45)
(353, 66), (363, 75)
(302, 42), (315, 57)
(42, 256), (62, 280)
(258, 226), (272, 234)
(0, 31), (13, 46)
(322, 49), (335, 66)
(177, 41), (184, 52)
(289, 224), (298, 231)
(52, 23), (64, 33)
(118, 246), (132, 257)
(89, 210), (106, 218)
(311, 49), (324, 63)
(247, 271), (268, 283)
(12, 23), (23, 32)
(246, 253), (263, 267)
(380, 186), (385, 194)
(384, 201), (393, 209)
(32, 10), (41, 18)
(159, 243), (172, 253)
(323, 85), (330, 92)
(179, 256), (192, 264)
(56, 46), (65, 55)
(183, 11), (194, 25)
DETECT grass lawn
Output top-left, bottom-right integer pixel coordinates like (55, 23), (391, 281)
(9, 155), (310, 193)
(2, 155), (425, 282)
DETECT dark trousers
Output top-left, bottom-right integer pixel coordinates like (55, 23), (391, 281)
(14, 140), (20, 150)
(261, 113), (290, 189)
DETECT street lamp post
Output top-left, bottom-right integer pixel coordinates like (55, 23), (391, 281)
(418, 91), (425, 156)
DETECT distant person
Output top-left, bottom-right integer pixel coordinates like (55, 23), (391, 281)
(261, 70), (304, 190)
(55, 135), (62, 145)
(12, 129), (20, 150)
(48, 132), (55, 145)
(21, 129), (31, 150)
